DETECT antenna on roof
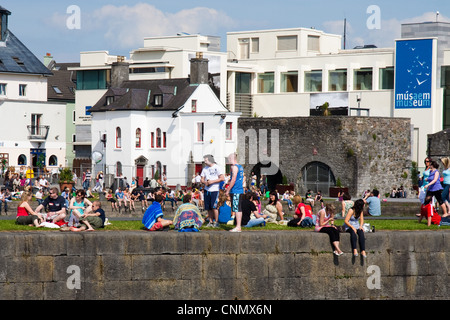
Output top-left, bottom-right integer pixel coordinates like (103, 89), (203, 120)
(343, 18), (347, 49)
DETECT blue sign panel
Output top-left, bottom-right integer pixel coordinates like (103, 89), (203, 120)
(395, 39), (433, 109)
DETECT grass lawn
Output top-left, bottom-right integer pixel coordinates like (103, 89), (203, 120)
(0, 218), (449, 232)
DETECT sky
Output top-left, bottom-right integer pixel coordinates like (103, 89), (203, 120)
(2, 0), (450, 62)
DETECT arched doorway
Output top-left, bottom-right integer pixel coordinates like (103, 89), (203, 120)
(300, 161), (336, 196)
(250, 162), (282, 192)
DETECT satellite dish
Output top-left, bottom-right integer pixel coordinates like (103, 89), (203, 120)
(92, 151), (103, 164)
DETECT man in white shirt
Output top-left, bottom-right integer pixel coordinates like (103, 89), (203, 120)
(201, 154), (224, 227)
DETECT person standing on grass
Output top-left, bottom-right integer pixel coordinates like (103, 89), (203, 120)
(201, 154), (224, 228)
(226, 152), (244, 232)
(423, 160), (448, 217)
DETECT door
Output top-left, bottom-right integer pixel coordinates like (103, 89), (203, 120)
(136, 165), (144, 187)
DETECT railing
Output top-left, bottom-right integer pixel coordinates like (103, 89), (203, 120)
(27, 125), (50, 141)
(234, 93), (253, 117)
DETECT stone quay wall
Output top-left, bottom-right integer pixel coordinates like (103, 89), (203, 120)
(0, 230), (448, 300)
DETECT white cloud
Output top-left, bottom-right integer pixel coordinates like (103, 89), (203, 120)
(322, 11), (450, 50)
(88, 3), (236, 49)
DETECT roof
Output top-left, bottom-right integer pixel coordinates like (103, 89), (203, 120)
(0, 30), (53, 76)
(47, 62), (79, 101)
(89, 78), (198, 112)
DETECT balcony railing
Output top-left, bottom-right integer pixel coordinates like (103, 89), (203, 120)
(27, 125), (50, 141)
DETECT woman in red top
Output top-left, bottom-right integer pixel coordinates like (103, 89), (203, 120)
(16, 191), (44, 227)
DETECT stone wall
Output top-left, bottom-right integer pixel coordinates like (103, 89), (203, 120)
(238, 116), (412, 197)
(0, 230), (448, 300)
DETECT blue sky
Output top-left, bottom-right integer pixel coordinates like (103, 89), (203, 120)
(2, 0), (449, 62)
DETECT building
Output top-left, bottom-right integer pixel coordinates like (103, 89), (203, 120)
(44, 54), (78, 168)
(0, 6), (66, 174)
(89, 54), (240, 188)
(224, 24), (450, 169)
(68, 34), (228, 172)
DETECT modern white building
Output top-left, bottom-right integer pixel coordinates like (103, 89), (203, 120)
(0, 6), (66, 174)
(89, 55), (240, 188)
(225, 25), (448, 167)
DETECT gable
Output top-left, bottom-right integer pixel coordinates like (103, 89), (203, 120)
(177, 84), (228, 114)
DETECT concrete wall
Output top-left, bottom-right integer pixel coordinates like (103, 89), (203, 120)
(0, 230), (448, 300)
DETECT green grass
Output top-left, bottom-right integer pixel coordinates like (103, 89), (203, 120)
(1, 219), (448, 232)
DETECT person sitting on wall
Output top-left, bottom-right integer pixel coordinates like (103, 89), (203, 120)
(363, 189), (381, 216)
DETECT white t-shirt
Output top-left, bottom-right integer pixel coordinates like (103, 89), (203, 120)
(201, 164), (223, 192)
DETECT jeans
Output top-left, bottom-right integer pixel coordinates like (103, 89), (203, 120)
(346, 228), (365, 251)
(244, 217), (265, 228)
(0, 200), (7, 212)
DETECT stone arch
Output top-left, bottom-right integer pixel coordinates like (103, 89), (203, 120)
(297, 161), (336, 197)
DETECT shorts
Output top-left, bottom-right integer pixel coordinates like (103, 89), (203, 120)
(204, 191), (219, 211)
(148, 221), (163, 231)
(230, 193), (244, 213)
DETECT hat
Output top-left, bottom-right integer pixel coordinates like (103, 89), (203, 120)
(204, 154), (216, 164)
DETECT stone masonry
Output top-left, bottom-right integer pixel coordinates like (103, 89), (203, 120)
(237, 116), (412, 197)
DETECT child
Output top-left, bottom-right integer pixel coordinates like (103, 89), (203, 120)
(218, 191), (233, 224)
(106, 189), (119, 211)
(142, 194), (172, 231)
(418, 195), (441, 226)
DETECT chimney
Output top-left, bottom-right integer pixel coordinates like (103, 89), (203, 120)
(190, 52), (209, 85)
(111, 58), (129, 87)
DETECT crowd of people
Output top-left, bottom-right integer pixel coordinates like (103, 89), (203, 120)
(12, 153), (450, 256)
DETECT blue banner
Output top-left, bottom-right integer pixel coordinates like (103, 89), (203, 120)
(395, 39), (433, 109)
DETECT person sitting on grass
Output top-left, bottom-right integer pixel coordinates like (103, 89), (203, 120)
(142, 194), (172, 231)
(66, 200), (106, 232)
(418, 195), (443, 227)
(15, 191), (44, 228)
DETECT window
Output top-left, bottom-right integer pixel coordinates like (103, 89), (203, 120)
(135, 128), (141, 148)
(197, 122), (204, 142)
(0, 83), (6, 95)
(304, 70), (322, 92)
(192, 100), (197, 112)
(151, 132), (154, 148)
(116, 127), (121, 149)
(281, 71), (298, 92)
(156, 128), (162, 148)
(307, 35), (320, 52)
(19, 84), (27, 96)
(31, 114), (42, 135)
(154, 94), (163, 106)
(52, 86), (62, 94)
(17, 154), (27, 165)
(379, 67), (394, 90)
(277, 36), (297, 51)
(235, 72), (251, 94)
(257, 72), (274, 93)
(106, 96), (114, 105)
(354, 68), (373, 90)
(49, 155), (58, 166)
(251, 38), (259, 53)
(163, 132), (167, 148)
(116, 161), (122, 176)
(328, 69), (347, 91)
(226, 122), (233, 140)
(13, 57), (24, 66)
(72, 110), (76, 123)
(76, 70), (109, 90)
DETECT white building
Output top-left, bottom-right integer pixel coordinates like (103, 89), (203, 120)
(69, 34), (228, 172)
(89, 55), (240, 188)
(225, 26), (447, 167)
(0, 6), (66, 174)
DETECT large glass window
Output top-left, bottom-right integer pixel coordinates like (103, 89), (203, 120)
(281, 71), (298, 92)
(76, 70), (109, 90)
(257, 72), (274, 93)
(235, 72), (251, 94)
(304, 70), (322, 92)
(328, 69), (347, 91)
(379, 67), (394, 90)
(354, 68), (373, 90)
